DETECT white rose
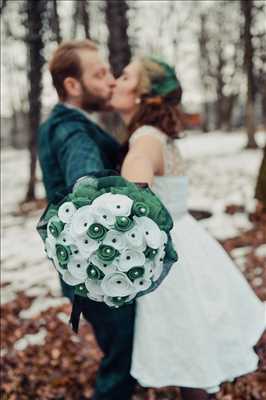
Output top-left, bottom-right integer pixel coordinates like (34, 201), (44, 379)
(134, 216), (162, 249)
(45, 236), (56, 260)
(102, 230), (126, 251)
(92, 193), (133, 216)
(62, 270), (84, 286)
(101, 272), (136, 297)
(118, 249), (145, 272)
(124, 225), (146, 251)
(133, 277), (152, 292)
(58, 202), (76, 223)
(93, 207), (116, 228)
(69, 205), (95, 236)
(85, 278), (104, 296)
(53, 258), (66, 275)
(73, 176), (98, 192)
(67, 257), (88, 280)
(89, 253), (118, 274)
(152, 248), (166, 281)
(75, 235), (99, 258)
(143, 260), (155, 279)
(57, 224), (74, 246)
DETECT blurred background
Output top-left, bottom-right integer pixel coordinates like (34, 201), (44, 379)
(1, 1), (266, 399)
(1, 0), (266, 202)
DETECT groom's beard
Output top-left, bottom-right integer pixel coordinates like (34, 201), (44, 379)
(80, 80), (113, 112)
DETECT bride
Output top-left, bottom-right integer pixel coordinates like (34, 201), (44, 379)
(110, 57), (265, 400)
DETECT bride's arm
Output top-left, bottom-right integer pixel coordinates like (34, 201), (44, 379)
(121, 135), (164, 185)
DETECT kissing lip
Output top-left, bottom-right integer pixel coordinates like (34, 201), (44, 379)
(104, 97), (115, 111)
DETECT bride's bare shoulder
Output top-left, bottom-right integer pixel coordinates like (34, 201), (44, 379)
(129, 125), (167, 145)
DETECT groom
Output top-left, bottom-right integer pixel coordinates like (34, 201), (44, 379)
(38, 40), (135, 400)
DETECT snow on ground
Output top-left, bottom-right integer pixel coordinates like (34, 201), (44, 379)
(179, 130), (265, 239)
(1, 130), (265, 310)
(1, 149), (61, 306)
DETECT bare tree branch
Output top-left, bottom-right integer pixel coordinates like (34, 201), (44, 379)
(105, 0), (131, 77)
(24, 0), (46, 201)
(81, 0), (90, 38)
(241, 0), (258, 148)
(0, 0), (7, 15)
(51, 0), (62, 43)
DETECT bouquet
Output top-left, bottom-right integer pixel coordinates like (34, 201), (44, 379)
(37, 173), (177, 309)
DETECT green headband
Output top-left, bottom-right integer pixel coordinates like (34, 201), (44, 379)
(149, 57), (182, 97)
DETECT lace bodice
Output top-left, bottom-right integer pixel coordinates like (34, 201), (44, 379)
(129, 125), (188, 218)
(129, 125), (186, 176)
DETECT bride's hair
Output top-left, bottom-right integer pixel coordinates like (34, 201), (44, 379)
(128, 58), (184, 138)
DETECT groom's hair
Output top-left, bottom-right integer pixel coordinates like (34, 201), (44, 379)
(49, 39), (98, 100)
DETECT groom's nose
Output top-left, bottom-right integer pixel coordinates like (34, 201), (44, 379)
(107, 72), (116, 88)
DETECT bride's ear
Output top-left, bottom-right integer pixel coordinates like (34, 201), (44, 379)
(135, 98), (141, 105)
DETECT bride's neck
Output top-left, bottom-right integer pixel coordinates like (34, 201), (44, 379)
(119, 107), (138, 127)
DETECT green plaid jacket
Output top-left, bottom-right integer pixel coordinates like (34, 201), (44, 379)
(38, 103), (120, 203)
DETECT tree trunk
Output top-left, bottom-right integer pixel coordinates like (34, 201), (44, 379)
(0, 0), (7, 15)
(224, 94), (238, 132)
(24, 0), (45, 202)
(262, 85), (266, 129)
(202, 102), (210, 133)
(51, 0), (61, 44)
(72, 0), (90, 39)
(241, 0), (258, 148)
(105, 0), (131, 77)
(81, 0), (90, 38)
(198, 14), (211, 133)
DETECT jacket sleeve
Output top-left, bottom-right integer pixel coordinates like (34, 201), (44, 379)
(255, 146), (266, 205)
(51, 124), (104, 187)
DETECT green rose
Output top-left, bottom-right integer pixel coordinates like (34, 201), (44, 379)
(132, 201), (150, 217)
(37, 207), (58, 241)
(155, 209), (174, 231)
(55, 244), (71, 265)
(144, 197), (162, 222)
(97, 245), (119, 263)
(75, 283), (88, 297)
(37, 225), (48, 241)
(71, 185), (105, 206)
(127, 266), (145, 281)
(44, 206), (58, 222)
(98, 176), (128, 190)
(87, 223), (107, 241)
(48, 218), (64, 238)
(165, 239), (178, 263)
(115, 216), (133, 232)
(111, 187), (132, 196)
(129, 190), (162, 219)
(70, 196), (91, 208)
(144, 247), (158, 260)
(73, 184), (98, 199)
(87, 263), (104, 280)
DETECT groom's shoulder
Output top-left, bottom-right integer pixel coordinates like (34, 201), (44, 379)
(40, 103), (110, 135)
(40, 103), (86, 129)
(38, 103), (117, 151)
(39, 103), (93, 141)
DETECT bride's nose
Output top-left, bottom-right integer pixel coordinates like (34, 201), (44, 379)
(110, 80), (116, 89)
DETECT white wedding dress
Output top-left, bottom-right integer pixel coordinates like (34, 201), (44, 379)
(129, 125), (266, 393)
